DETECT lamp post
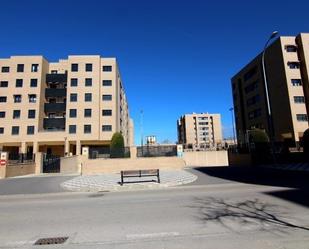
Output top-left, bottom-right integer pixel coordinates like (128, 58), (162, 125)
(229, 107), (236, 145)
(140, 109), (144, 148)
(261, 31), (279, 158)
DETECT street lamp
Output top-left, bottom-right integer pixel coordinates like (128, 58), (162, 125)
(261, 31), (279, 156)
(229, 107), (236, 145)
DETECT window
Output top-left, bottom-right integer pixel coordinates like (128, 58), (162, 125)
(84, 108), (92, 117)
(102, 94), (112, 101)
(102, 125), (112, 131)
(0, 96), (7, 102)
(31, 64), (39, 72)
(14, 95), (22, 103)
(248, 108), (262, 120)
(70, 93), (77, 102)
(285, 45), (297, 52)
(70, 78), (78, 87)
(244, 66), (257, 81)
(246, 94), (261, 106)
(84, 124), (91, 134)
(28, 109), (36, 119)
(16, 79), (23, 87)
(0, 127), (3, 134)
(28, 94), (37, 103)
(13, 110), (20, 119)
(199, 122), (208, 125)
(198, 117), (208, 120)
(294, 96), (305, 103)
(71, 63), (78, 72)
(85, 78), (92, 86)
(69, 109), (77, 118)
(51, 70), (58, 74)
(296, 114), (308, 122)
(103, 66), (112, 72)
(85, 93), (92, 102)
(69, 125), (76, 134)
(244, 81), (258, 93)
(291, 79), (302, 86)
(288, 62), (300, 69)
(0, 81), (8, 87)
(17, 64), (24, 72)
(12, 126), (19, 135)
(102, 80), (112, 86)
(85, 63), (92, 72)
(0, 112), (5, 118)
(102, 109), (112, 116)
(1, 66), (9, 73)
(27, 126), (34, 135)
(30, 79), (38, 87)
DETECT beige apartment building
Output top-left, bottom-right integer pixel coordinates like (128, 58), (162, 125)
(177, 113), (222, 149)
(231, 33), (309, 146)
(0, 55), (133, 157)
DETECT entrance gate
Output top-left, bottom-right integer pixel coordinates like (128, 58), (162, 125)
(43, 154), (60, 173)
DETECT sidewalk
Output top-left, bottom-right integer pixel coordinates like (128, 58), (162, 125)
(260, 162), (309, 172)
(61, 170), (197, 192)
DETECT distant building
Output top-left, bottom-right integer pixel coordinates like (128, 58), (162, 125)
(0, 55), (134, 157)
(177, 113), (222, 149)
(231, 33), (309, 146)
(146, 135), (157, 145)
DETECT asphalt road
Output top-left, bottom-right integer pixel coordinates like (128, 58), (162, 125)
(0, 175), (75, 195)
(0, 174), (309, 249)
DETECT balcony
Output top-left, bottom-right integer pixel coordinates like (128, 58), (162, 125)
(43, 118), (65, 130)
(46, 73), (67, 83)
(45, 88), (67, 98)
(44, 103), (66, 113)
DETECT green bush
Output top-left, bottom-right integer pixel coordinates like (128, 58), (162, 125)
(110, 132), (125, 158)
(110, 132), (124, 149)
(249, 129), (269, 143)
(303, 129), (309, 158)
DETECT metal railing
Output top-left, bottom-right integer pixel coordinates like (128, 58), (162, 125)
(7, 153), (35, 165)
(137, 145), (177, 157)
(89, 147), (131, 159)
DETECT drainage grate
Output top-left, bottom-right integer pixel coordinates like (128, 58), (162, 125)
(34, 237), (68, 245)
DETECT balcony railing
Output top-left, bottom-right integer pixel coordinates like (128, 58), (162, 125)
(43, 118), (65, 130)
(46, 73), (67, 83)
(45, 88), (67, 98)
(44, 103), (66, 113)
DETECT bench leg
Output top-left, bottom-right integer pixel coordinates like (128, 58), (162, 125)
(157, 170), (160, 183)
(121, 172), (124, 186)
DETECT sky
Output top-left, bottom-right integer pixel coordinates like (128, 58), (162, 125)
(1, 0), (309, 145)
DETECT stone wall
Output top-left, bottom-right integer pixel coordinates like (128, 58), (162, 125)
(5, 164), (36, 178)
(183, 151), (228, 167)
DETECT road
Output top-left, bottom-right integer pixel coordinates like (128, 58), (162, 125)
(1, 167), (309, 249)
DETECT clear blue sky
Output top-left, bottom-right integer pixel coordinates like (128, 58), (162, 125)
(1, 0), (309, 145)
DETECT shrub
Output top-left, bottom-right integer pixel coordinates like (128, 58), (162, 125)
(110, 132), (125, 158)
(249, 129), (269, 143)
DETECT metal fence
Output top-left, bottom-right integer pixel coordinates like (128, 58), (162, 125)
(7, 153), (35, 165)
(89, 147), (131, 159)
(137, 145), (177, 157)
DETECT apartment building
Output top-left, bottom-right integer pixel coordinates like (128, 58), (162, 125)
(231, 33), (309, 146)
(177, 113), (222, 149)
(0, 55), (133, 157)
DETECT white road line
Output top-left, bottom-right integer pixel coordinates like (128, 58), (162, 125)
(126, 232), (180, 240)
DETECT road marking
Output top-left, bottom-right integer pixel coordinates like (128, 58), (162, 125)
(126, 232), (179, 240)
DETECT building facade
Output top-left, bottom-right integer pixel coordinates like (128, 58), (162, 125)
(177, 113), (222, 149)
(0, 55), (133, 157)
(231, 33), (309, 146)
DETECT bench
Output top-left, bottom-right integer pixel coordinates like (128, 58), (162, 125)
(120, 169), (160, 185)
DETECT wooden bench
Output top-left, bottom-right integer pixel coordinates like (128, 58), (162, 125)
(120, 169), (160, 185)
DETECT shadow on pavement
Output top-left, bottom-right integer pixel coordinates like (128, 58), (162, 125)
(189, 197), (309, 232)
(194, 166), (309, 207)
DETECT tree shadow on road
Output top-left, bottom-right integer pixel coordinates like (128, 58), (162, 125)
(193, 166), (309, 208)
(190, 197), (309, 232)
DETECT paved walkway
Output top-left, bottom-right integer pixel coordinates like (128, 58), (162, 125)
(61, 170), (197, 192)
(261, 162), (309, 172)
